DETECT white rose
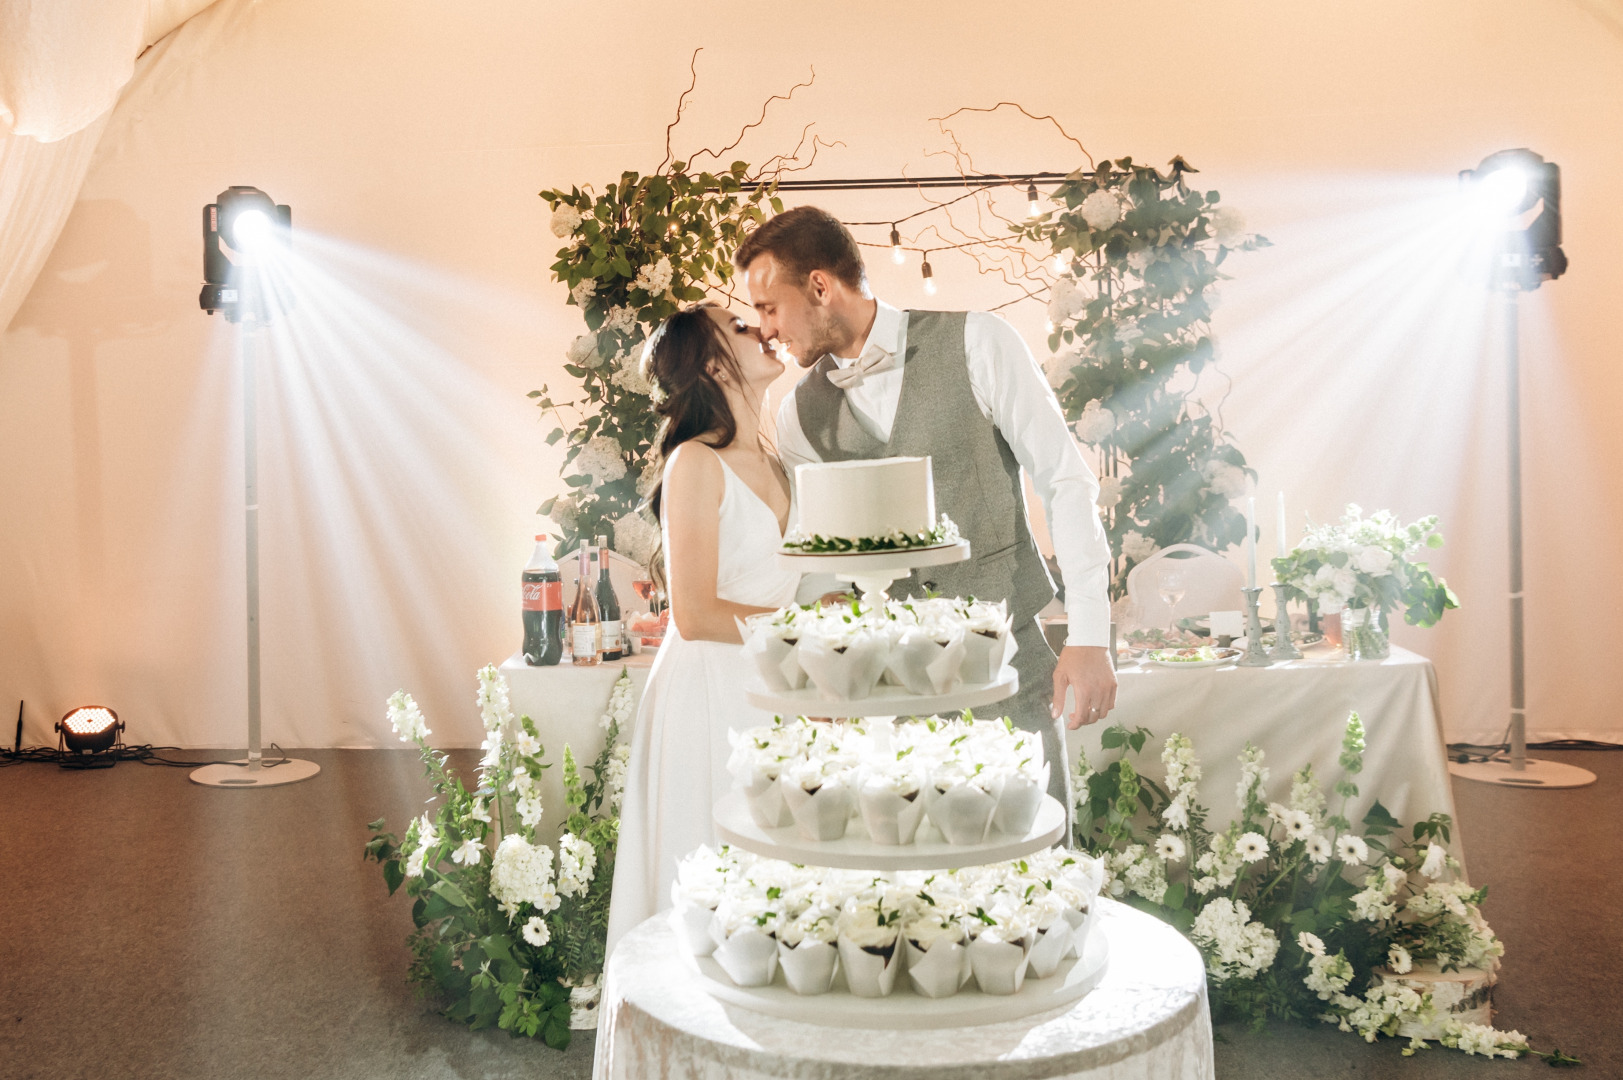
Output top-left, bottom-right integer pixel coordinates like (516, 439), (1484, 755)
(1121, 530), (1158, 562)
(1073, 400), (1116, 444)
(1331, 567), (1359, 599)
(1211, 205), (1246, 244)
(1081, 189), (1122, 230)
(1096, 475), (1123, 510)
(550, 204), (583, 238)
(566, 333), (601, 368)
(1354, 546), (1394, 575)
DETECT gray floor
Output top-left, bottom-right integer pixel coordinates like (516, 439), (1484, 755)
(0, 747), (1616, 1079)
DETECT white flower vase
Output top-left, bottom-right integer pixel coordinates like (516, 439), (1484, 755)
(1027, 920), (1075, 979)
(777, 940), (839, 996)
(837, 936), (903, 998)
(742, 771), (794, 830)
(1342, 605), (1390, 661)
(926, 782), (1001, 845)
(1382, 962), (1495, 1039)
(669, 888), (719, 957)
(991, 763), (1049, 837)
(903, 937), (972, 999)
(564, 974), (601, 1030)
(857, 785), (927, 845)
(780, 775), (854, 842)
(711, 927), (781, 988)
(968, 932), (1035, 995)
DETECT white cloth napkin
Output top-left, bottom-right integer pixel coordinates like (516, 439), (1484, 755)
(825, 344), (896, 389)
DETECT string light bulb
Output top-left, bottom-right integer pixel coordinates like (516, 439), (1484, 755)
(1051, 251), (1068, 275)
(1027, 183), (1041, 219)
(921, 257), (937, 296)
(890, 226), (905, 265)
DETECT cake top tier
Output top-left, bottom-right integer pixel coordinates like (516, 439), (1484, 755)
(791, 456), (940, 548)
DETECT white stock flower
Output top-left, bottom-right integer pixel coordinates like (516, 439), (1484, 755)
(1073, 400), (1116, 444)
(476, 665), (515, 734)
(452, 837), (483, 866)
(516, 795), (544, 829)
(1212, 205), (1246, 244)
(387, 691), (429, 743)
(550, 204), (583, 238)
(566, 333), (602, 369)
(514, 730), (541, 758)
(558, 833), (598, 897)
(1336, 834), (1369, 865)
(1081, 189), (1123, 230)
(469, 799), (491, 823)
(1297, 931), (1326, 957)
(1155, 834), (1186, 863)
(1420, 843), (1449, 880)
(1236, 832), (1269, 862)
(1121, 530), (1158, 562)
(1096, 474), (1123, 510)
(522, 915), (551, 947)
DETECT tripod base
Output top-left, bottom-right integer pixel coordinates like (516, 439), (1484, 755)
(1449, 757), (1596, 789)
(190, 757), (321, 788)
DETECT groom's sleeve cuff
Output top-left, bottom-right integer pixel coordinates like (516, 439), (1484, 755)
(1062, 594), (1112, 649)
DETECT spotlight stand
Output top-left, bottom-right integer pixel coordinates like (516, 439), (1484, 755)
(191, 204), (319, 789)
(1449, 178), (1593, 788)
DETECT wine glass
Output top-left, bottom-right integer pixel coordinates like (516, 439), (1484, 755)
(1156, 566), (1188, 642)
(632, 579), (656, 614)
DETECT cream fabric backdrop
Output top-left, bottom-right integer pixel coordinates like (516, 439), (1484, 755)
(1, 0), (1620, 750)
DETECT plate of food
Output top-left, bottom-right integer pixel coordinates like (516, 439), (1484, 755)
(1124, 627), (1209, 650)
(1146, 646), (1244, 668)
(1253, 631), (1325, 649)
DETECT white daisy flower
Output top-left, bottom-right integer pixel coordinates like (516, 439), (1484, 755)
(1283, 810), (1315, 841)
(522, 916), (551, 947)
(1236, 832), (1269, 863)
(1155, 834), (1186, 863)
(1387, 944), (1412, 974)
(1305, 834), (1332, 864)
(1297, 931), (1326, 957)
(1336, 835), (1369, 865)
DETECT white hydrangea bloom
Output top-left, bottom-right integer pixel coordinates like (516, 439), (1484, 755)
(632, 255), (674, 296)
(550, 204), (583, 238)
(1046, 277), (1085, 323)
(1190, 897), (1279, 982)
(571, 436), (628, 486)
(566, 333), (603, 369)
(1073, 400), (1116, 444)
(549, 493), (580, 531)
(570, 277), (597, 308)
(611, 510), (660, 567)
(1121, 530), (1158, 562)
(387, 691), (429, 743)
(1096, 474), (1123, 511)
(490, 834), (557, 914)
(1081, 189), (1123, 230)
(610, 352), (653, 396)
(1127, 247), (1154, 272)
(604, 305), (637, 335)
(1201, 459), (1248, 499)
(1211, 205), (1246, 244)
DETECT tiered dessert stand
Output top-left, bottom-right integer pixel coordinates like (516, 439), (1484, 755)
(597, 540), (1216, 1079)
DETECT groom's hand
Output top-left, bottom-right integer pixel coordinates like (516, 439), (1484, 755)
(1053, 646), (1117, 729)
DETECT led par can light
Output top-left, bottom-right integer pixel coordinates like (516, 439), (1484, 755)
(200, 186), (292, 322)
(57, 706), (125, 765)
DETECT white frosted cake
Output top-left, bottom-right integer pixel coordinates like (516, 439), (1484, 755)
(794, 457), (935, 541)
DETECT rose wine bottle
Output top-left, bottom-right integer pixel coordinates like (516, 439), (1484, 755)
(569, 544), (602, 666)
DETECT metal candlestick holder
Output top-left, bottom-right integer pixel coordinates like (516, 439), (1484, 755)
(1238, 587), (1272, 667)
(1268, 583), (1302, 661)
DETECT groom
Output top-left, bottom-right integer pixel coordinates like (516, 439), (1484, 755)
(737, 206), (1116, 809)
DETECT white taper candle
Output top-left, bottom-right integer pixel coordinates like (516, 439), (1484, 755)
(1246, 496), (1257, 589)
(1277, 491), (1288, 557)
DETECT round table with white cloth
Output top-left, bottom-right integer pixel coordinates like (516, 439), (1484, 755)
(591, 899), (1214, 1080)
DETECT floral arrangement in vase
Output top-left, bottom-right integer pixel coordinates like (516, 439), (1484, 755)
(1072, 717), (1576, 1063)
(1271, 505), (1459, 659)
(363, 666), (633, 1048)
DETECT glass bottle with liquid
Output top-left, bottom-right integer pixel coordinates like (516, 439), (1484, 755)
(595, 534), (623, 661)
(569, 544), (602, 666)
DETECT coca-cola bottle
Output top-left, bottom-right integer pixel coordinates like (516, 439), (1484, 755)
(595, 534), (624, 661)
(521, 534), (564, 666)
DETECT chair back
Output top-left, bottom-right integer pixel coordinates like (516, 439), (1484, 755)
(558, 547), (653, 615)
(1121, 543), (1246, 631)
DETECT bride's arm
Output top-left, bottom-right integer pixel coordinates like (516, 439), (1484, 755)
(663, 443), (782, 644)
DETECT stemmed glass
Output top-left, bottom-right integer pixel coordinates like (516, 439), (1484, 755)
(1156, 566), (1188, 643)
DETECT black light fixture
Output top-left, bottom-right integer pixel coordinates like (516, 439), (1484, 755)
(57, 706), (125, 768)
(200, 185), (292, 323)
(1026, 182), (1041, 219)
(1459, 149), (1567, 292)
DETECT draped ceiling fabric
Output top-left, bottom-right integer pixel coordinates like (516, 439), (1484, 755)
(0, 0), (219, 332)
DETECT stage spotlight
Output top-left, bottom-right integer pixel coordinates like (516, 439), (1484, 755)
(201, 186), (292, 322)
(57, 706), (125, 768)
(1460, 149), (1566, 290)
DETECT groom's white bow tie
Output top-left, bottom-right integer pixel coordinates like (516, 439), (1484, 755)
(825, 344), (896, 390)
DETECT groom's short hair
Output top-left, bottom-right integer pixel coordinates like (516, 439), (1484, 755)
(735, 205), (866, 290)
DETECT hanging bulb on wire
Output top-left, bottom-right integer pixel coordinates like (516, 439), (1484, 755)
(890, 226), (905, 265)
(1051, 251), (1068, 275)
(1027, 182), (1041, 219)
(921, 257), (937, 296)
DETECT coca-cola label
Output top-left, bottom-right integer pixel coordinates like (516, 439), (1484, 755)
(522, 580), (563, 611)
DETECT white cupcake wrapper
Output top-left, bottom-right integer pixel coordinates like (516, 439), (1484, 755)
(741, 630), (806, 692)
(837, 936), (903, 998)
(968, 932), (1035, 995)
(742, 771), (794, 829)
(780, 775), (854, 842)
(884, 627), (966, 695)
(668, 891), (719, 957)
(799, 634), (889, 701)
(991, 762), (1049, 837)
(710, 926), (780, 988)
(777, 939), (839, 996)
(960, 616), (1015, 684)
(857, 785), (927, 845)
(903, 937), (971, 999)
(1066, 902), (1098, 959)
(926, 781), (1001, 845)
(1027, 920), (1074, 979)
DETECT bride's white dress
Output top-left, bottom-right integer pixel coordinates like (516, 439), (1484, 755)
(605, 449), (800, 954)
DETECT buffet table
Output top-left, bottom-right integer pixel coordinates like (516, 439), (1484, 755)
(594, 899), (1213, 1080)
(1071, 645), (1463, 863)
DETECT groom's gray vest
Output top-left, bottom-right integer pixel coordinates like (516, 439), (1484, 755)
(794, 310), (1057, 626)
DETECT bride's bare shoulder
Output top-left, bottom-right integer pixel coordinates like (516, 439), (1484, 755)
(662, 440), (725, 503)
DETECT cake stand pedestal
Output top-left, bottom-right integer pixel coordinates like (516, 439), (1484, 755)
(778, 541), (970, 607)
(745, 667), (1019, 719)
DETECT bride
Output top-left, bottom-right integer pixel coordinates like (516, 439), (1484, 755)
(605, 302), (801, 952)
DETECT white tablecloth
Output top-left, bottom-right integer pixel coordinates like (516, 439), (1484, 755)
(500, 651), (652, 847)
(1069, 645), (1463, 864)
(594, 900), (1213, 1080)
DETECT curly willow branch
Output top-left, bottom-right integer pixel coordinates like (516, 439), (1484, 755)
(685, 66), (817, 169)
(930, 102), (1094, 168)
(659, 48), (704, 173)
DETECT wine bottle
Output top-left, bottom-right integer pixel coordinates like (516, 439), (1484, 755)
(595, 534), (623, 661)
(569, 544), (602, 666)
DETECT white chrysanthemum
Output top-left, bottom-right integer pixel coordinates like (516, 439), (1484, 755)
(452, 837), (483, 866)
(1081, 189), (1123, 230)
(632, 255), (674, 296)
(522, 916), (551, 946)
(387, 691), (429, 743)
(558, 833), (598, 897)
(1155, 834), (1186, 863)
(550, 204), (583, 238)
(1298, 931), (1326, 957)
(1336, 834), (1369, 865)
(516, 795), (544, 829)
(612, 510), (661, 567)
(1211, 205), (1246, 244)
(566, 333), (603, 369)
(570, 278), (596, 308)
(1305, 834), (1332, 864)
(1096, 474), (1123, 511)
(1236, 831), (1269, 862)
(1121, 529), (1158, 562)
(1073, 400), (1116, 444)
(1201, 460), (1248, 500)
(1388, 944), (1413, 974)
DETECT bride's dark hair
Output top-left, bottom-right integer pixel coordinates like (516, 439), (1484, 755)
(642, 302), (750, 520)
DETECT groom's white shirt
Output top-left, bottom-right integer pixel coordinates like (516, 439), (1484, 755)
(776, 300), (1112, 649)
